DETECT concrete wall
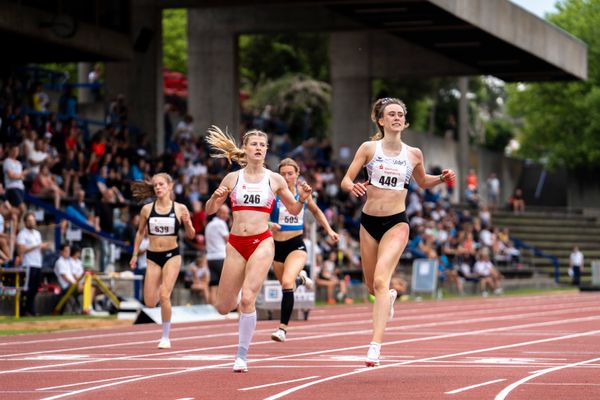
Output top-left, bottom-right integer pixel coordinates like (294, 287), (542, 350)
(105, 0), (163, 153)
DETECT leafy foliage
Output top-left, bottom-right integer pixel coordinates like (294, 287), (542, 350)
(507, 0), (600, 170)
(162, 9), (187, 73)
(245, 74), (331, 140)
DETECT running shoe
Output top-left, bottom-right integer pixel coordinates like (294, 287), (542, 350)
(157, 338), (171, 349)
(233, 357), (248, 373)
(299, 270), (314, 290)
(388, 289), (398, 321)
(365, 343), (380, 367)
(271, 328), (286, 343)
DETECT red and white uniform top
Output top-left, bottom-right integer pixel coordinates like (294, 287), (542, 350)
(365, 140), (413, 191)
(229, 168), (276, 213)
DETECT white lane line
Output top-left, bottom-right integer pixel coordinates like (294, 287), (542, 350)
(445, 379), (506, 394)
(2, 296), (595, 361)
(239, 376), (320, 391)
(175, 398), (194, 400)
(494, 355), (600, 400)
(37, 375), (142, 391)
(35, 317), (600, 400)
(2, 304), (599, 376)
(0, 293), (587, 350)
(262, 328), (600, 400)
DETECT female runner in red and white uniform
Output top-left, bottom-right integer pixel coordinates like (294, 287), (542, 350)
(205, 126), (311, 373)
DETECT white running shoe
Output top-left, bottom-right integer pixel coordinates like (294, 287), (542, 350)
(233, 357), (248, 373)
(271, 328), (286, 343)
(365, 343), (380, 367)
(157, 338), (171, 349)
(388, 289), (398, 321)
(299, 270), (314, 290)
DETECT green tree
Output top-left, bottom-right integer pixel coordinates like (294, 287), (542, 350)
(245, 74), (331, 141)
(507, 0), (600, 170)
(239, 33), (329, 90)
(162, 9), (187, 73)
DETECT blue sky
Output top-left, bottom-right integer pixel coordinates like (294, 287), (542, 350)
(508, 0), (559, 17)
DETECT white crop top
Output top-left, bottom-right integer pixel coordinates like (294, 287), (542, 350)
(365, 140), (413, 191)
(229, 169), (276, 213)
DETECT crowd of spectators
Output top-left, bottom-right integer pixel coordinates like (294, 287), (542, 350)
(0, 70), (522, 315)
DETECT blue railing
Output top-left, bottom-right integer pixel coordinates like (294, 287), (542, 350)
(511, 237), (561, 283)
(24, 193), (133, 254)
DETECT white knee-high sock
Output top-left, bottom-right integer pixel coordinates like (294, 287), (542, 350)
(236, 311), (257, 360)
(162, 322), (171, 340)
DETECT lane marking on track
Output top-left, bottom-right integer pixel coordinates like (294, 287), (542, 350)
(239, 376), (320, 391)
(261, 328), (600, 400)
(33, 317), (600, 400)
(1, 295), (595, 361)
(494, 355), (600, 400)
(445, 378), (506, 394)
(2, 304), (600, 376)
(37, 375), (142, 391)
(0, 293), (587, 351)
(0, 301), (599, 362)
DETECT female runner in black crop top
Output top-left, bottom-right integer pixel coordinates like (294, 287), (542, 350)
(130, 172), (195, 349)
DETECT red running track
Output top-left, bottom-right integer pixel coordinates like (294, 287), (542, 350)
(1, 292), (600, 400)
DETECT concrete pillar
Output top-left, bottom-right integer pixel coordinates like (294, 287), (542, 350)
(330, 32), (372, 164)
(458, 77), (469, 202)
(104, 1), (163, 154)
(78, 62), (93, 104)
(187, 9), (239, 138)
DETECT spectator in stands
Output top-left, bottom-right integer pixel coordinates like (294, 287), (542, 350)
(390, 272), (408, 299)
(30, 163), (65, 209)
(464, 173), (480, 209)
(175, 114), (195, 142)
(88, 63), (102, 101)
(32, 82), (49, 113)
(203, 126), (311, 373)
(205, 204), (230, 304)
(486, 172), (500, 212)
(316, 251), (351, 304)
(130, 172), (195, 349)
(187, 254), (210, 303)
(54, 243), (71, 286)
(0, 201), (11, 264)
(510, 188), (525, 214)
(3, 143), (28, 220)
(17, 211), (52, 316)
(473, 249), (502, 296)
(341, 97), (455, 367)
(569, 245), (584, 287)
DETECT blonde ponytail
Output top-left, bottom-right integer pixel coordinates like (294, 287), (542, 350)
(205, 125), (246, 165)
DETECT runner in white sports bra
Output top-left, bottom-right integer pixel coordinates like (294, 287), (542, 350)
(341, 97), (456, 367)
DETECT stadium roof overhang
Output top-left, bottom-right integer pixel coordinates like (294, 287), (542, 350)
(163, 0), (588, 82)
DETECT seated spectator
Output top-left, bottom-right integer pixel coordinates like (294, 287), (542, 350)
(390, 272), (408, 298)
(316, 251), (352, 304)
(30, 163), (65, 209)
(0, 201), (11, 264)
(54, 244), (77, 292)
(473, 250), (503, 296)
(186, 254), (211, 304)
(509, 188), (526, 214)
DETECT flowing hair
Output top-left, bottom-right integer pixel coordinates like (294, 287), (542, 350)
(205, 125), (268, 166)
(370, 97), (410, 140)
(131, 172), (172, 202)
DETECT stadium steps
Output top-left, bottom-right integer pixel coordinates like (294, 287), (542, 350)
(492, 209), (600, 285)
